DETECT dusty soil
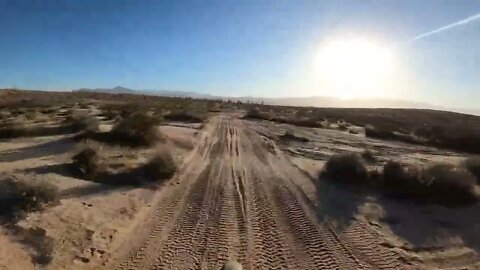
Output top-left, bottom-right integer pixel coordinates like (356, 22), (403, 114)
(102, 115), (408, 270)
(1, 111), (479, 269)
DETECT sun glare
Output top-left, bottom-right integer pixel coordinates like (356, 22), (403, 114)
(315, 39), (395, 99)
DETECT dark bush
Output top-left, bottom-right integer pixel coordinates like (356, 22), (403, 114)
(0, 115), (98, 139)
(464, 156), (480, 183)
(381, 161), (422, 198)
(365, 126), (397, 140)
(321, 153), (369, 187)
(163, 111), (204, 123)
(361, 150), (376, 164)
(106, 113), (162, 146)
(143, 151), (177, 181)
(287, 118), (320, 128)
(0, 177), (59, 219)
(71, 146), (102, 180)
(421, 164), (477, 206)
(381, 161), (478, 206)
(244, 108), (269, 120)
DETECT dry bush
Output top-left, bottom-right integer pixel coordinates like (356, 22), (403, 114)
(143, 151), (177, 182)
(337, 122), (349, 131)
(287, 117), (321, 128)
(71, 146), (102, 180)
(164, 111), (204, 123)
(106, 113), (162, 146)
(320, 153), (369, 187)
(421, 164), (477, 206)
(244, 108), (269, 120)
(382, 161), (422, 198)
(361, 149), (376, 164)
(464, 156), (480, 183)
(0, 177), (59, 219)
(0, 114), (98, 139)
(381, 161), (478, 206)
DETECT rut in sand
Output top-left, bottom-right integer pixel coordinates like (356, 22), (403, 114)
(110, 115), (404, 270)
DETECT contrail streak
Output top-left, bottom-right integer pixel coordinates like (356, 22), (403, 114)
(410, 12), (480, 42)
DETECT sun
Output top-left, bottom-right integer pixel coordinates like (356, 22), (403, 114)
(314, 39), (395, 99)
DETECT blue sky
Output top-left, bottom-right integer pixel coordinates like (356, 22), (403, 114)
(0, 0), (479, 108)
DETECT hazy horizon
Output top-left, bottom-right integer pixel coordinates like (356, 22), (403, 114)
(0, 1), (479, 109)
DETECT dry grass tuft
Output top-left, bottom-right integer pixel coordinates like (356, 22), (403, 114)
(143, 151), (177, 182)
(0, 177), (59, 219)
(106, 113), (162, 146)
(71, 146), (102, 180)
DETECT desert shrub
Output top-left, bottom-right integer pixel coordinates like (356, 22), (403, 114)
(143, 151), (177, 181)
(25, 111), (37, 120)
(0, 177), (59, 219)
(464, 156), (480, 183)
(420, 164), (477, 206)
(280, 130), (309, 143)
(71, 146), (101, 180)
(361, 150), (376, 164)
(163, 111), (204, 123)
(244, 108), (269, 120)
(100, 109), (119, 121)
(381, 161), (478, 206)
(381, 161), (422, 198)
(107, 113), (162, 146)
(65, 114), (99, 133)
(365, 126), (396, 140)
(0, 115), (98, 139)
(338, 122), (349, 131)
(320, 153), (369, 187)
(287, 117), (320, 128)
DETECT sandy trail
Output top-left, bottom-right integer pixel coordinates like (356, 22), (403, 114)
(108, 115), (404, 270)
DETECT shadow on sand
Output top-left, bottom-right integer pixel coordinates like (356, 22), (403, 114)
(315, 175), (369, 230)
(315, 175), (480, 254)
(0, 137), (73, 162)
(21, 162), (161, 199)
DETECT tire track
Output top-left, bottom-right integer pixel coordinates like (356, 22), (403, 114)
(343, 220), (404, 269)
(109, 115), (407, 270)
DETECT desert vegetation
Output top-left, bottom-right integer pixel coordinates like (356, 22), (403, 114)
(319, 153), (479, 207)
(0, 176), (59, 220)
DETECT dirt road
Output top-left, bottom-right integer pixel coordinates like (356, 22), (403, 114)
(108, 115), (404, 270)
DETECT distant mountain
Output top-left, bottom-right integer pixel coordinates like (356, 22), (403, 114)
(74, 86), (214, 99)
(76, 86), (137, 94)
(72, 86), (479, 115)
